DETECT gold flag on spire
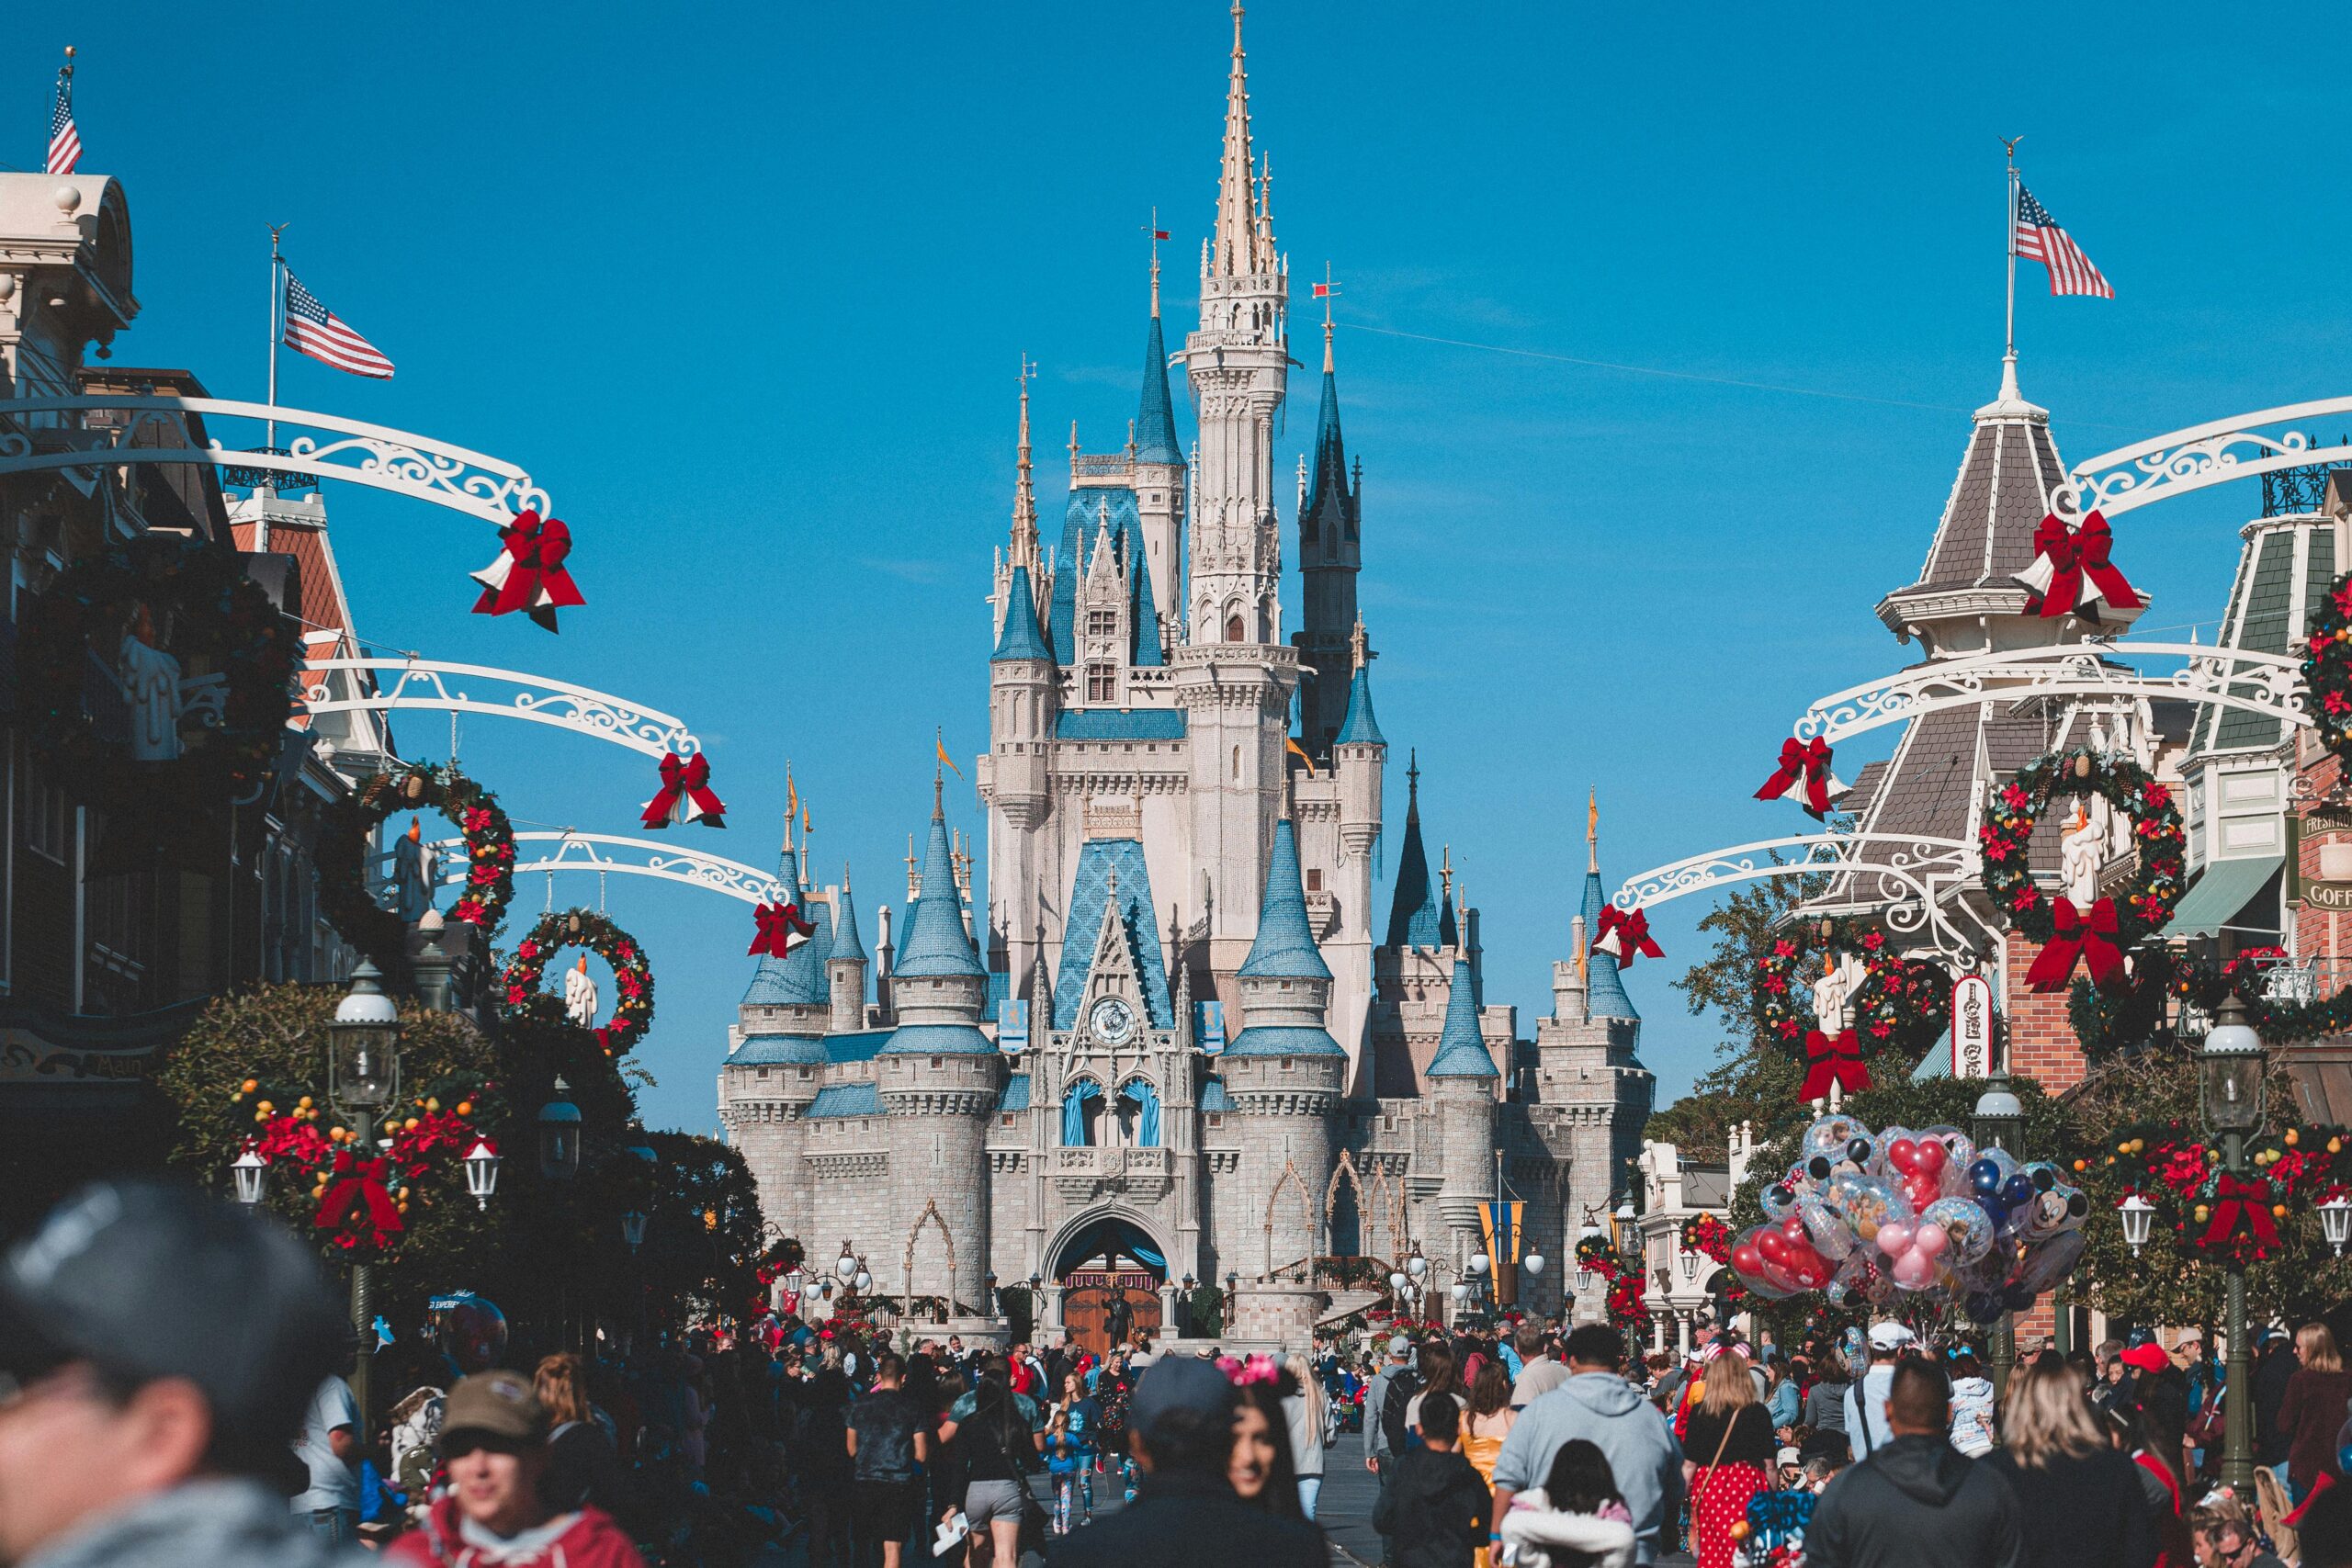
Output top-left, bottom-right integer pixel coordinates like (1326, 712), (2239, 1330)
(936, 729), (964, 780)
(1285, 736), (1317, 777)
(786, 771), (798, 823)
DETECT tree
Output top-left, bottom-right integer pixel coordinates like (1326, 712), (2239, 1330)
(640, 1131), (766, 1325)
(1645, 877), (1820, 1160)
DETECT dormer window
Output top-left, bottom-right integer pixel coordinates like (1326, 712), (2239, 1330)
(1087, 610), (1117, 639)
(1086, 665), (1116, 703)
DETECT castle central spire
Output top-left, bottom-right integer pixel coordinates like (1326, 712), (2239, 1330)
(1213, 2), (1271, 278)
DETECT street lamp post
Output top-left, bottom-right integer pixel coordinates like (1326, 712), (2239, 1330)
(327, 960), (401, 1429)
(1612, 1199), (1643, 1364)
(1972, 1066), (2025, 1401)
(2199, 995), (2267, 1493)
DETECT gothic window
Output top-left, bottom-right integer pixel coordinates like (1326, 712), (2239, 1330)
(1226, 613), (1247, 643)
(1062, 1077), (1104, 1146)
(1306, 868), (1323, 892)
(1086, 665), (1116, 704)
(1087, 609), (1117, 639)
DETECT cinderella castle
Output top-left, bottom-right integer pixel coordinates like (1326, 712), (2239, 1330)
(718, 7), (1653, 1348)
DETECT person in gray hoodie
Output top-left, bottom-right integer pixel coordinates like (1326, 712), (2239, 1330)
(1489, 1325), (1683, 1566)
(0, 1180), (362, 1568)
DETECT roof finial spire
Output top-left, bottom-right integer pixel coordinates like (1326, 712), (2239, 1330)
(1587, 788), (1600, 874)
(1011, 355), (1039, 568)
(933, 730), (947, 819)
(1068, 419), (1080, 474)
(1407, 748), (1420, 806)
(1317, 263), (1340, 374)
(1212, 1), (1266, 278)
(784, 761), (797, 851)
(1144, 207), (1163, 318)
(1350, 617), (1371, 671)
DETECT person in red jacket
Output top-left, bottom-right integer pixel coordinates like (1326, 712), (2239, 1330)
(388, 1370), (646, 1568)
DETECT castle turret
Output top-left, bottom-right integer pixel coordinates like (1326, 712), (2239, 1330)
(1428, 957), (1499, 1240)
(828, 863), (868, 1033)
(720, 812), (831, 1247)
(878, 778), (1001, 1312)
(1134, 251), (1186, 633)
(1325, 618), (1386, 1088)
(1295, 309), (1361, 757)
(1225, 814), (1344, 1277)
(989, 373), (1057, 999)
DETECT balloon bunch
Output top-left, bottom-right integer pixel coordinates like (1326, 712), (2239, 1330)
(1733, 1114), (2089, 1321)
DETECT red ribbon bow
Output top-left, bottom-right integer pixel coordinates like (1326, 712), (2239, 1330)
(2202, 1174), (2280, 1253)
(2023, 897), (2126, 992)
(748, 901), (815, 958)
(1754, 737), (1842, 818)
(641, 752), (728, 829)
(314, 1151), (404, 1239)
(2030, 511), (2142, 621)
(1799, 1029), (1871, 1101)
(471, 510), (588, 632)
(1593, 906), (1663, 969)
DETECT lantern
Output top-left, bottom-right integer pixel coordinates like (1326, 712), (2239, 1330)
(1387, 1270), (1408, 1292)
(621, 1210), (649, 1251)
(1467, 1253), (1490, 1276)
(2323, 1196), (2352, 1258)
(231, 1145), (267, 1206)
(2199, 997), (2267, 1135)
(1451, 1280), (1470, 1303)
(1407, 1252), (1428, 1279)
(327, 960), (400, 1112)
(2120, 1193), (2155, 1257)
(1524, 1253), (1546, 1277)
(463, 1138), (502, 1210)
(537, 1078), (582, 1182)
(837, 1243), (860, 1280)
(1613, 1201), (1640, 1267)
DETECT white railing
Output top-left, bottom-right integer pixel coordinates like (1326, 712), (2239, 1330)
(304, 658), (699, 760)
(430, 831), (784, 908)
(2059, 396), (2352, 522)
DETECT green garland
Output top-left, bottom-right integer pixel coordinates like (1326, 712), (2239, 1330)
(316, 765), (518, 974)
(501, 908), (655, 1057)
(1754, 917), (1949, 1069)
(1978, 748), (2186, 950)
(19, 534), (298, 823)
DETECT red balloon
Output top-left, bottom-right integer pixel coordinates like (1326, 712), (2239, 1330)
(1915, 1140), (1948, 1177)
(1757, 1229), (1792, 1266)
(1778, 1213), (1812, 1242)
(1886, 1137), (1917, 1174)
(1731, 1242), (1767, 1279)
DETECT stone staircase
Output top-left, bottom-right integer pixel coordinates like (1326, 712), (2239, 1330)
(1318, 1289), (1385, 1325)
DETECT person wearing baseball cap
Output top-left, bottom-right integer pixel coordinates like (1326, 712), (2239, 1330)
(0, 1179), (358, 1568)
(385, 1371), (644, 1568)
(1054, 1357), (1323, 1568)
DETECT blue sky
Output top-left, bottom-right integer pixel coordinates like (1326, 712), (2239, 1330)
(32, 3), (2351, 1132)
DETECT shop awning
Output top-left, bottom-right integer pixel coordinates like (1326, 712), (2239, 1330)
(2167, 855), (2284, 940)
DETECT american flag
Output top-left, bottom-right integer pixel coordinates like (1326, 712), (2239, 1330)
(46, 73), (79, 176)
(281, 273), (394, 379)
(2014, 186), (2112, 299)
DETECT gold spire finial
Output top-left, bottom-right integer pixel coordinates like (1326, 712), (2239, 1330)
(1587, 789), (1600, 874)
(1350, 618), (1370, 671)
(1212, 2), (1265, 278)
(1011, 356), (1038, 568)
(1440, 845), (1453, 902)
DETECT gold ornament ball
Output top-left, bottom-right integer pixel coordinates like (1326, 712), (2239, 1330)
(254, 1110), (267, 1123)
(256, 1100), (275, 1115)
(2195, 1205), (2211, 1223)
(2274, 1204), (2290, 1219)
(298, 1096), (313, 1111)
(424, 1098), (441, 1112)
(456, 1100), (473, 1117)
(230, 1092), (243, 1104)
(242, 1078), (258, 1094)
(2288, 1129), (2302, 1146)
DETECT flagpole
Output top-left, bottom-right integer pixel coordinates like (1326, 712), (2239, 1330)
(2001, 137), (2022, 377)
(266, 225), (288, 452)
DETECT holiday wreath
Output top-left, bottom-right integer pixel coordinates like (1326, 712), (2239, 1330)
(1979, 748), (2185, 991)
(1680, 1213), (1733, 1263)
(19, 534), (299, 822)
(2301, 572), (2352, 764)
(500, 908), (655, 1057)
(317, 766), (518, 972)
(1755, 918), (1950, 1098)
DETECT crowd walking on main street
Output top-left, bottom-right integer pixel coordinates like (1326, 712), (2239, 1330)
(21, 1180), (2352, 1566)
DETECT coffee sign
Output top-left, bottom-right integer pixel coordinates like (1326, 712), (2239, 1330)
(1951, 974), (1995, 1079)
(2308, 881), (2352, 913)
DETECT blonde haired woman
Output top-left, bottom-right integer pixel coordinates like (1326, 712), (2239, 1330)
(1281, 1353), (1327, 1519)
(2281, 1322), (2352, 1501)
(1984, 1351), (2154, 1568)
(533, 1352), (637, 1529)
(1679, 1348), (1771, 1568)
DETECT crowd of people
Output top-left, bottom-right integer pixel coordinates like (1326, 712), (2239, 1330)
(21, 1179), (2352, 1568)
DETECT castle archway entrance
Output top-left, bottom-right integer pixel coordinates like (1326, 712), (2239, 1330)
(1052, 1213), (1166, 1359)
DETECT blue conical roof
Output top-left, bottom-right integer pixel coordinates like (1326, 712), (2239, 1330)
(992, 565), (1051, 662)
(1427, 959), (1499, 1078)
(894, 794), (984, 978)
(1136, 310), (1182, 466)
(1579, 867), (1639, 1022)
(1385, 761), (1442, 949)
(831, 868), (867, 964)
(1302, 357), (1352, 540)
(1238, 818), (1331, 979)
(743, 840), (827, 1006)
(1336, 659), (1383, 746)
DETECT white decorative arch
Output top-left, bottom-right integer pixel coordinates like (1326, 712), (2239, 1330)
(1792, 641), (2306, 748)
(2059, 396), (2352, 522)
(1611, 832), (1996, 966)
(305, 658), (701, 760)
(428, 830), (784, 907)
(0, 395), (551, 526)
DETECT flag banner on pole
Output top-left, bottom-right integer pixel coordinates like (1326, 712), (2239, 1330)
(936, 734), (964, 779)
(282, 273), (395, 378)
(1311, 283), (1331, 298)
(47, 72), (79, 175)
(2015, 186), (2112, 299)
(1285, 736), (1317, 776)
(1478, 1200), (1524, 1268)
(1152, 229), (1170, 241)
